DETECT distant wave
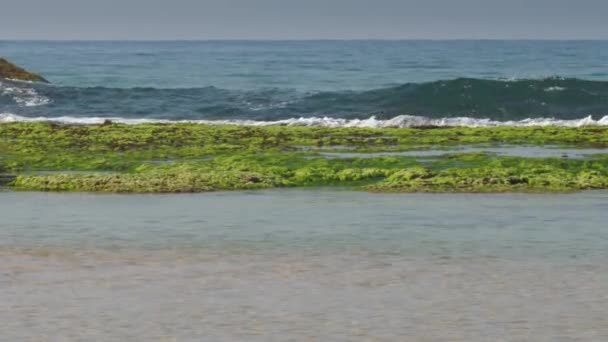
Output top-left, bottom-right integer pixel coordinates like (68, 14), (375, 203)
(2, 113), (608, 128)
(1, 77), (608, 121)
(0, 80), (51, 107)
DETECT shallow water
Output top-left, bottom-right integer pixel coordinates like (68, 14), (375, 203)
(319, 145), (608, 160)
(2, 190), (608, 340)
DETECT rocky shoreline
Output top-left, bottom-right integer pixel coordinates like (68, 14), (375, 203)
(0, 58), (48, 83)
(1, 60), (608, 193)
(0, 122), (607, 193)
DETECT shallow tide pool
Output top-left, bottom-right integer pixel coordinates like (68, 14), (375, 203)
(319, 145), (608, 160)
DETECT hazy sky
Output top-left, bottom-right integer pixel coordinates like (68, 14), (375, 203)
(1, 0), (608, 40)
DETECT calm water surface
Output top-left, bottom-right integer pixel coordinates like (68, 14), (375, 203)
(1, 190), (608, 341)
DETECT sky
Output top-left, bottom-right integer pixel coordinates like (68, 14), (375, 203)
(1, 0), (608, 40)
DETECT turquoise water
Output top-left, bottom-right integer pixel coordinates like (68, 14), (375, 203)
(2, 191), (608, 340)
(2, 40), (608, 122)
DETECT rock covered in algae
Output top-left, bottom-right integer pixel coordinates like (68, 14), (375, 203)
(0, 58), (48, 83)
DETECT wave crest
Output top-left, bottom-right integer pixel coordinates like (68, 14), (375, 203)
(2, 77), (608, 121)
(2, 113), (607, 128)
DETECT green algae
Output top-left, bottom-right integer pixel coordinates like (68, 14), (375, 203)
(2, 122), (608, 154)
(2, 122), (608, 193)
(9, 153), (608, 193)
(366, 158), (608, 193)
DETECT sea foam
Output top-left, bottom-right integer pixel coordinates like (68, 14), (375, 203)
(1, 113), (607, 128)
(0, 80), (51, 107)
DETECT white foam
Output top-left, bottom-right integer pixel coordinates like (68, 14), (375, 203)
(2, 113), (608, 128)
(0, 81), (51, 107)
(544, 86), (566, 92)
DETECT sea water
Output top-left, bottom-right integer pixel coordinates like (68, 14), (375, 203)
(1, 190), (608, 340)
(2, 40), (608, 125)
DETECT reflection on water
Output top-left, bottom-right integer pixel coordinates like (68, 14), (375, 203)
(319, 145), (608, 160)
(2, 190), (608, 340)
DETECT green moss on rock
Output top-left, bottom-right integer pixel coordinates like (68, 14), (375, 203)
(2, 122), (608, 193)
(0, 58), (48, 83)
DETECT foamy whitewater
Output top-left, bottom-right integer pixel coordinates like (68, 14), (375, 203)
(2, 112), (608, 128)
(0, 81), (51, 107)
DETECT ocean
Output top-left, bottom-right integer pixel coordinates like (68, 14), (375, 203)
(2, 40), (608, 126)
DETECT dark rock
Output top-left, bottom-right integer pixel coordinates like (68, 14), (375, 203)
(508, 176), (529, 185)
(0, 58), (49, 83)
(245, 175), (261, 183)
(0, 174), (17, 186)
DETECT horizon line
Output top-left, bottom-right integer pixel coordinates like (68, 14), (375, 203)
(2, 38), (608, 42)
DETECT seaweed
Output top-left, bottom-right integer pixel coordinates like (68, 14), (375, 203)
(2, 122), (608, 193)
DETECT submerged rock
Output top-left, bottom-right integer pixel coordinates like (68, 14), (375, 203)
(0, 58), (48, 83)
(0, 174), (17, 186)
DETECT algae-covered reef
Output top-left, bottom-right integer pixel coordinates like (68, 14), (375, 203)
(1, 122), (608, 193)
(0, 58), (48, 83)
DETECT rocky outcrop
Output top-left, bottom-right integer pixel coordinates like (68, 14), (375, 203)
(0, 58), (48, 83)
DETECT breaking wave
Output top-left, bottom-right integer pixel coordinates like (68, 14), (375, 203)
(2, 113), (607, 128)
(0, 80), (51, 107)
(1, 77), (608, 122)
